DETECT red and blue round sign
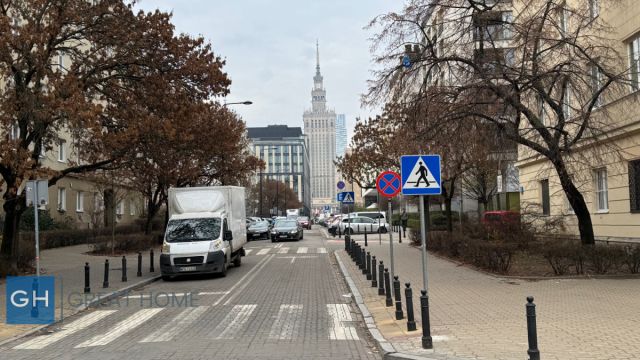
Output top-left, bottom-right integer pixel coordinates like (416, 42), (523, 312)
(376, 171), (401, 198)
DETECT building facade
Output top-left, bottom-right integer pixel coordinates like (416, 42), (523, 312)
(516, 0), (640, 242)
(336, 114), (347, 158)
(247, 125), (312, 216)
(303, 42), (337, 211)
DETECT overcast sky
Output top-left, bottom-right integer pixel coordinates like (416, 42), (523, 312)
(136, 0), (400, 140)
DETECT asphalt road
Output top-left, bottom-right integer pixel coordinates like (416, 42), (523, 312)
(1, 227), (381, 360)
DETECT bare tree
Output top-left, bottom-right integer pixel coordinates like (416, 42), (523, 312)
(365, 0), (634, 244)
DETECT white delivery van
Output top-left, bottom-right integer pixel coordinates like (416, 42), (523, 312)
(160, 186), (247, 279)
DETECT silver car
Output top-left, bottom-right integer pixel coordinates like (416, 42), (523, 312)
(339, 216), (388, 234)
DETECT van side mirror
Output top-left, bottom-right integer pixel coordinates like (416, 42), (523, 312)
(224, 230), (233, 241)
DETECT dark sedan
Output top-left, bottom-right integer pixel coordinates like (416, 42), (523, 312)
(270, 220), (303, 242)
(247, 220), (271, 240)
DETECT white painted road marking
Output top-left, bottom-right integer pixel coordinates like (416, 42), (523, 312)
(14, 310), (117, 350)
(198, 291), (229, 296)
(222, 254), (274, 306)
(75, 308), (164, 348)
(317, 247), (327, 254)
(244, 249), (253, 255)
(214, 305), (257, 339)
(257, 248), (270, 255)
(296, 247), (308, 254)
(268, 304), (303, 340)
(327, 304), (359, 340)
(277, 247), (290, 254)
(277, 255), (317, 264)
(139, 306), (209, 343)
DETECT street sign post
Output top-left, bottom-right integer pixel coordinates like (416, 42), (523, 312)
(375, 171), (401, 293)
(400, 155), (441, 349)
(26, 179), (49, 277)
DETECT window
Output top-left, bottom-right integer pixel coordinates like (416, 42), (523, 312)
(76, 191), (84, 212)
(130, 201), (136, 216)
(57, 188), (66, 211)
(589, 0), (599, 19)
(540, 179), (550, 215)
(591, 65), (603, 107)
(559, 5), (568, 35)
(630, 33), (640, 91)
(562, 86), (571, 118)
(9, 123), (19, 140)
(57, 139), (66, 162)
(537, 95), (547, 126)
(629, 159), (640, 212)
(594, 168), (608, 212)
(116, 201), (124, 215)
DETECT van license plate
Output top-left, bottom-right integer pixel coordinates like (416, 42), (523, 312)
(179, 266), (196, 272)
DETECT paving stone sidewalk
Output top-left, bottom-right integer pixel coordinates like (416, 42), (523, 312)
(336, 233), (640, 360)
(0, 244), (159, 343)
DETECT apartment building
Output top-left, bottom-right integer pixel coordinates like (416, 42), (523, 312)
(516, 0), (640, 241)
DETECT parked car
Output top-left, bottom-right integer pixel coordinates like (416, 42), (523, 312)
(350, 211), (387, 223)
(247, 220), (271, 240)
(270, 219), (303, 242)
(297, 216), (311, 230)
(338, 216), (389, 234)
(481, 211), (520, 226)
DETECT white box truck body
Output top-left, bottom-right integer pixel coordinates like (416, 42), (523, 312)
(160, 186), (247, 278)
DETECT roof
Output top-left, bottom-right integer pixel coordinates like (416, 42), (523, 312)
(247, 125), (303, 139)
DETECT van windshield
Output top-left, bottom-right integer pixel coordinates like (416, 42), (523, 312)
(165, 218), (221, 243)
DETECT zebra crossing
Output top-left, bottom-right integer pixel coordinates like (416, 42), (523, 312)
(11, 302), (358, 350)
(244, 246), (327, 256)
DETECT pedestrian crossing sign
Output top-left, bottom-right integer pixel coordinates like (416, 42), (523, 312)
(400, 155), (441, 195)
(337, 191), (355, 204)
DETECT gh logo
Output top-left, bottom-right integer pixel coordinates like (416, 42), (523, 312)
(5, 276), (55, 324)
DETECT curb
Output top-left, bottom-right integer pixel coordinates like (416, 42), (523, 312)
(0, 275), (161, 348)
(334, 252), (440, 360)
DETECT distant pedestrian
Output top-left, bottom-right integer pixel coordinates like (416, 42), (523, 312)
(401, 209), (409, 232)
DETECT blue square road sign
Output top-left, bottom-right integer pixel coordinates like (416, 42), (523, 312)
(400, 155), (442, 195)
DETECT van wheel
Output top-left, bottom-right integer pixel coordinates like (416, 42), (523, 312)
(379, 227), (387, 234)
(161, 275), (172, 281)
(220, 258), (228, 277)
(233, 255), (242, 267)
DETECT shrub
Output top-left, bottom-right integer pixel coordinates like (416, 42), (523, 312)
(541, 240), (584, 275)
(88, 233), (156, 255)
(623, 245), (640, 274)
(587, 245), (626, 274)
(19, 207), (68, 231)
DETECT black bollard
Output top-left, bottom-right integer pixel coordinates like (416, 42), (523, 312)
(384, 269), (393, 307)
(103, 259), (109, 288)
(364, 227), (368, 246)
(394, 275), (404, 320)
(399, 227), (403, 243)
(371, 256), (377, 286)
(150, 249), (155, 272)
(338, 226), (342, 239)
(354, 244), (359, 264)
(420, 290), (433, 349)
(405, 283), (417, 331)
(84, 262), (90, 293)
(378, 261), (385, 295)
(121, 256), (127, 282)
(366, 252), (372, 280)
(361, 248), (367, 274)
(357, 224), (360, 233)
(344, 234), (348, 251)
(137, 252), (142, 277)
(526, 296), (540, 360)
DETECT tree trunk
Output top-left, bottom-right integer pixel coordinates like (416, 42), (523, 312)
(1, 185), (24, 272)
(442, 181), (455, 233)
(552, 157), (595, 245)
(144, 198), (160, 235)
